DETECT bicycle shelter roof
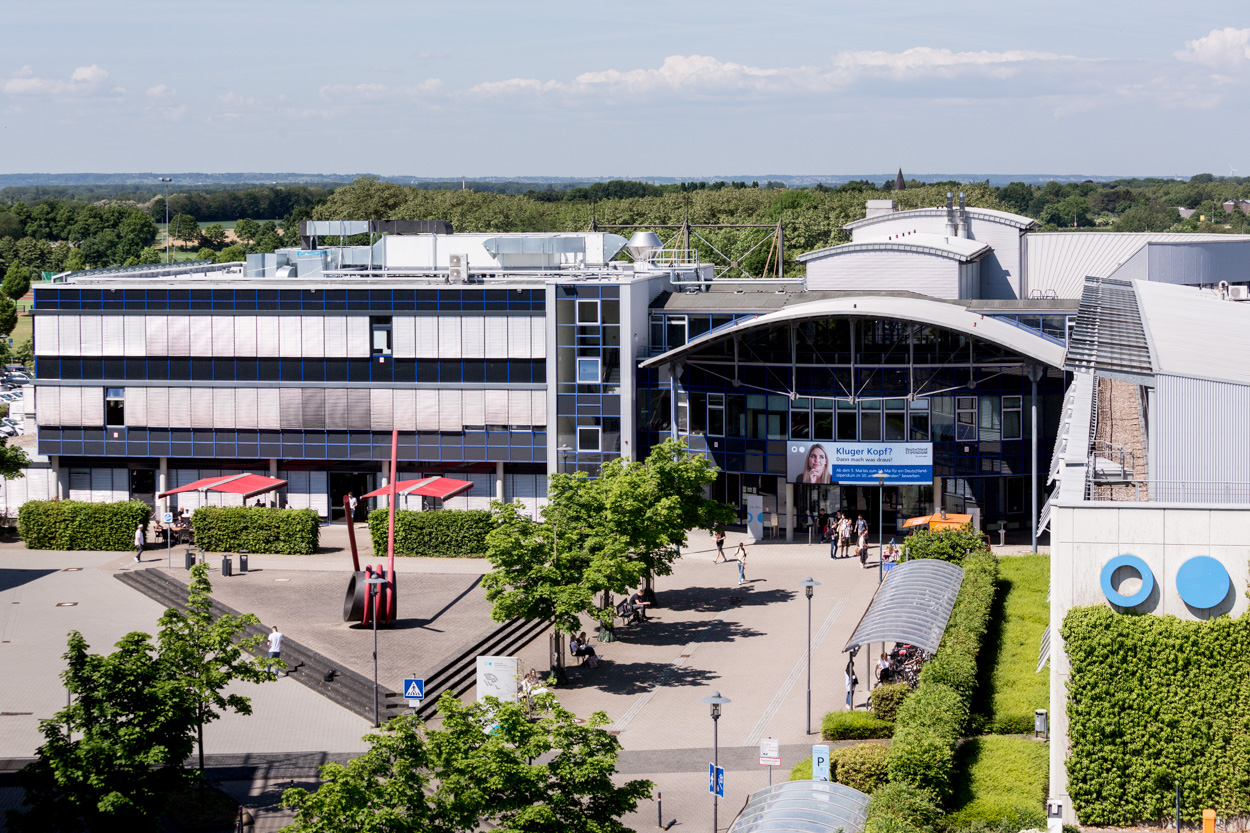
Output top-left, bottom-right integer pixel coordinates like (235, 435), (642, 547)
(842, 558), (965, 655)
(728, 780), (871, 833)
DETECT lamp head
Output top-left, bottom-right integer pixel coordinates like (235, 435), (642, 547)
(800, 576), (820, 599)
(701, 690), (731, 718)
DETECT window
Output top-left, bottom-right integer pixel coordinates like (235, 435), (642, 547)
(676, 391), (689, 433)
(860, 399), (882, 441)
(576, 299), (600, 325)
(370, 316), (392, 355)
(979, 395), (1001, 442)
(650, 316), (665, 351)
(909, 398), (930, 441)
(666, 316), (688, 350)
(105, 388), (124, 427)
(956, 396), (978, 441)
(884, 399), (906, 441)
(836, 399), (857, 440)
(708, 393), (725, 436)
(789, 397), (810, 439)
(1002, 395), (1023, 440)
(577, 425), (601, 452)
(813, 398), (834, 441)
(932, 396), (955, 441)
(576, 357), (601, 383)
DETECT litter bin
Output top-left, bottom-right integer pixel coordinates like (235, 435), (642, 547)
(221, 555), (232, 578)
(184, 548), (196, 570)
(238, 550), (249, 573)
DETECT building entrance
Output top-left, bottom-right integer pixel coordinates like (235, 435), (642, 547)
(330, 472), (375, 522)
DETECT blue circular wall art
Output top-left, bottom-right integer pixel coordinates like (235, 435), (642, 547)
(1175, 556), (1231, 609)
(1100, 554), (1154, 608)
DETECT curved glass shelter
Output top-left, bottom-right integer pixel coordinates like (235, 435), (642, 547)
(728, 779), (871, 833)
(843, 558), (965, 654)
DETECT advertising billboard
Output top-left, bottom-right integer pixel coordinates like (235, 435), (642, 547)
(788, 441), (933, 486)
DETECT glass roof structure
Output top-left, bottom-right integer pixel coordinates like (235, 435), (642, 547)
(728, 780), (871, 833)
(843, 558), (965, 655)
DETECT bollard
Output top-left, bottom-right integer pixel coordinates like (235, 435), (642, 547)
(239, 551), (249, 573)
(184, 548), (196, 570)
(221, 555), (232, 578)
(1204, 810), (1216, 833)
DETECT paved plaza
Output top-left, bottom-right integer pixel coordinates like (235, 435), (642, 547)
(0, 525), (1042, 831)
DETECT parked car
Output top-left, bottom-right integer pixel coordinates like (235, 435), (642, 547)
(0, 425), (18, 438)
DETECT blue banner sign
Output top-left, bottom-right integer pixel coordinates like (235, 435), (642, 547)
(789, 441), (933, 486)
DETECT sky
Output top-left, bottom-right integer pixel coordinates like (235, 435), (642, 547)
(4, 1), (1250, 178)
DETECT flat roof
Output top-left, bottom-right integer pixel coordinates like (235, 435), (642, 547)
(844, 205), (1036, 232)
(797, 232), (991, 264)
(651, 287), (1078, 315)
(1136, 280), (1250, 386)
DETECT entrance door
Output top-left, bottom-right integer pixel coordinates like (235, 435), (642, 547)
(329, 472), (375, 522)
(130, 469), (156, 509)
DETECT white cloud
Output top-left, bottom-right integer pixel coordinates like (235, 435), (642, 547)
(318, 79), (443, 101)
(1176, 27), (1250, 72)
(1, 64), (110, 96)
(146, 84), (173, 98)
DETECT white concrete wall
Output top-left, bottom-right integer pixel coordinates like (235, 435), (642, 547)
(1048, 502), (1250, 824)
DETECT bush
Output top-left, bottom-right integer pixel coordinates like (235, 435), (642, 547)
(981, 555), (1051, 736)
(863, 782), (944, 833)
(1062, 605), (1250, 825)
(947, 736), (1048, 828)
(19, 499), (151, 551)
(869, 682), (912, 722)
(902, 523), (987, 564)
(822, 710), (894, 741)
(367, 509), (493, 557)
(832, 743), (890, 794)
(191, 507), (320, 554)
(789, 758), (813, 781)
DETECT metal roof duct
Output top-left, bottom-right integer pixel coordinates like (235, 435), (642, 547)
(626, 231), (662, 262)
(482, 237), (587, 256)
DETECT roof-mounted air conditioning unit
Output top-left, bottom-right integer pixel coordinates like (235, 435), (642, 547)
(448, 253), (468, 283)
(1229, 284), (1249, 301)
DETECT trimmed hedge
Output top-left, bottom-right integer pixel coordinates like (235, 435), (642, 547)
(1062, 605), (1250, 825)
(822, 710), (894, 741)
(884, 549), (999, 806)
(901, 523), (987, 564)
(863, 782), (943, 833)
(869, 682), (912, 722)
(191, 507), (320, 554)
(947, 735), (1048, 828)
(366, 509), (493, 557)
(789, 744), (890, 794)
(19, 499), (150, 551)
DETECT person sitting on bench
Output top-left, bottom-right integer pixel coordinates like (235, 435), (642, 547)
(628, 588), (651, 622)
(570, 632), (598, 664)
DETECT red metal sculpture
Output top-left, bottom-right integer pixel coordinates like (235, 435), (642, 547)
(343, 430), (399, 625)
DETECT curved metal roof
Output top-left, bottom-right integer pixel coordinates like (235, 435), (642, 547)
(639, 295), (1067, 370)
(843, 206), (1036, 232)
(796, 233), (991, 264)
(843, 558), (965, 654)
(729, 780), (871, 833)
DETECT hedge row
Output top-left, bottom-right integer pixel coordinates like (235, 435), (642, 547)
(863, 782), (944, 833)
(19, 500), (151, 551)
(868, 682), (912, 722)
(1062, 605), (1250, 825)
(789, 744), (890, 794)
(191, 507), (321, 554)
(901, 523), (987, 564)
(884, 549), (998, 805)
(822, 710), (894, 741)
(366, 509), (493, 557)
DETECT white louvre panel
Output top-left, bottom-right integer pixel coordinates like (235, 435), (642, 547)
(438, 389), (462, 432)
(415, 390), (439, 431)
(235, 387), (257, 430)
(59, 315), (81, 355)
(302, 316), (324, 358)
(64, 387), (84, 426)
(37, 386), (60, 426)
(325, 388), (348, 429)
(508, 389), (532, 426)
(439, 317), (462, 358)
(530, 316), (546, 358)
(147, 388), (169, 428)
(168, 387), (191, 428)
(461, 389), (485, 427)
(78, 316), (103, 357)
(370, 388), (393, 431)
(68, 469), (91, 501)
(212, 317), (234, 357)
(531, 389), (547, 426)
(414, 317), (439, 358)
(346, 317), (370, 357)
(392, 388), (416, 431)
(280, 388), (302, 430)
(505, 473), (543, 519)
(507, 317), (531, 358)
(392, 317), (416, 358)
(124, 388), (147, 427)
(101, 317), (124, 355)
(257, 388), (281, 430)
(188, 317), (212, 357)
(81, 387), (104, 426)
(190, 388), (214, 429)
(302, 388), (325, 429)
(280, 470), (330, 517)
(234, 316), (257, 357)
(279, 317), (300, 357)
(308, 470), (329, 517)
(0, 467), (56, 516)
(348, 389), (372, 430)
(461, 317), (485, 359)
(172, 469), (205, 511)
(485, 387), (509, 425)
(91, 469), (128, 503)
(123, 316), (145, 356)
(324, 317), (347, 357)
(485, 317), (509, 358)
(213, 388), (236, 429)
(145, 316), (168, 355)
(167, 315), (190, 356)
(257, 317), (280, 357)
(442, 472), (491, 510)
(35, 315), (58, 357)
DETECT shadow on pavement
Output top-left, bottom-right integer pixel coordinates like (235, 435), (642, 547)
(658, 584), (797, 614)
(608, 617), (763, 649)
(0, 568), (57, 594)
(568, 659), (721, 695)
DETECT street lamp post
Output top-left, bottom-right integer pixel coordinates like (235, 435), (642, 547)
(365, 575), (388, 727)
(701, 691), (731, 833)
(551, 444), (573, 683)
(159, 177), (172, 263)
(875, 471), (886, 586)
(799, 578), (820, 735)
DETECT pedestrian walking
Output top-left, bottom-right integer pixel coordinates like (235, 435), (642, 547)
(858, 528), (869, 566)
(267, 626), (284, 676)
(347, 492), (358, 522)
(713, 528), (726, 562)
(736, 543), (748, 584)
(839, 515), (853, 559)
(133, 524), (144, 563)
(845, 659), (858, 708)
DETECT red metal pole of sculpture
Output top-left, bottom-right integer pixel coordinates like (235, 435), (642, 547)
(343, 430), (401, 625)
(384, 428), (398, 621)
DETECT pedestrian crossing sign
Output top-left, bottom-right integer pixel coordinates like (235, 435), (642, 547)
(403, 678), (425, 702)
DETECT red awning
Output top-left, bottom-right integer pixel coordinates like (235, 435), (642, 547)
(158, 473), (288, 501)
(360, 476), (474, 501)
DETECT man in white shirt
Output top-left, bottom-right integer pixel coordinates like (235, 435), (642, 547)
(267, 626), (284, 676)
(133, 525), (144, 563)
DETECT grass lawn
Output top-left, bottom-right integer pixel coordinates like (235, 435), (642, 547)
(972, 554), (1050, 734)
(948, 735), (1048, 827)
(10, 312), (31, 348)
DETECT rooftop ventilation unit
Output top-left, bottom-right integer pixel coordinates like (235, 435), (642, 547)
(448, 253), (468, 283)
(626, 231), (662, 262)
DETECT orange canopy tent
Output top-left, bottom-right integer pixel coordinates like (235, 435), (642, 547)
(901, 513), (973, 531)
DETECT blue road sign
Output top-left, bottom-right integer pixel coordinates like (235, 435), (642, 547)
(403, 678), (425, 701)
(812, 745), (831, 782)
(715, 767), (725, 798)
(163, 512), (174, 524)
(708, 762), (715, 793)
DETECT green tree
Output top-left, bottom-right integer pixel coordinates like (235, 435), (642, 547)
(156, 562), (274, 775)
(136, 246), (163, 265)
(0, 298), (18, 337)
(2, 263), (32, 301)
(0, 432), (28, 480)
(167, 214), (199, 248)
(217, 244), (247, 263)
(200, 223), (227, 248)
(6, 631), (197, 833)
(64, 247), (87, 272)
(234, 217), (259, 244)
(13, 337), (33, 369)
(195, 247), (218, 262)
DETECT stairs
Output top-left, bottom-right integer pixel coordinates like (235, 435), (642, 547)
(115, 568), (549, 723)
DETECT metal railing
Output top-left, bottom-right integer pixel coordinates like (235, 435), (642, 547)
(1088, 440), (1135, 483)
(1144, 481), (1250, 505)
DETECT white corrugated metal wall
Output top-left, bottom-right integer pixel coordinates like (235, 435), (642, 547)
(806, 250), (962, 298)
(1152, 374), (1250, 488)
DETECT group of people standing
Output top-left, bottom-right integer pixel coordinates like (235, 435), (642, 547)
(818, 510), (871, 566)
